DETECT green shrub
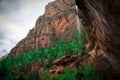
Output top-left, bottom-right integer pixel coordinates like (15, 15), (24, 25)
(0, 60), (16, 80)
(42, 70), (50, 79)
(60, 68), (77, 80)
(0, 29), (87, 79)
(27, 70), (40, 80)
(50, 74), (60, 80)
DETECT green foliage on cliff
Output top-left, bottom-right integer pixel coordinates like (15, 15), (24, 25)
(42, 65), (100, 80)
(0, 29), (88, 80)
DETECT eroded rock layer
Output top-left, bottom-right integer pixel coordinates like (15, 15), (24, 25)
(9, 0), (77, 56)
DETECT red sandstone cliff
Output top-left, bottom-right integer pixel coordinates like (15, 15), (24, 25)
(9, 0), (77, 56)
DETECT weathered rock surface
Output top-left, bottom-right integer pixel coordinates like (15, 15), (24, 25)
(9, 0), (77, 56)
(75, 0), (120, 77)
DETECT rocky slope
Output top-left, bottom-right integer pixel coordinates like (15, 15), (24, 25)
(9, 0), (77, 56)
(1, 0), (120, 79)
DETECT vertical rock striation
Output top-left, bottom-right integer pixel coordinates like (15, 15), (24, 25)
(9, 0), (77, 56)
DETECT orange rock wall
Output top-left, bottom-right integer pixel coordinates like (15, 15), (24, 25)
(10, 0), (77, 56)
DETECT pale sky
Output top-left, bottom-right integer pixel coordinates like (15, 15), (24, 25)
(0, 0), (54, 58)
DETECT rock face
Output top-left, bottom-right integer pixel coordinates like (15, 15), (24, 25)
(9, 0), (77, 56)
(75, 0), (120, 76)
